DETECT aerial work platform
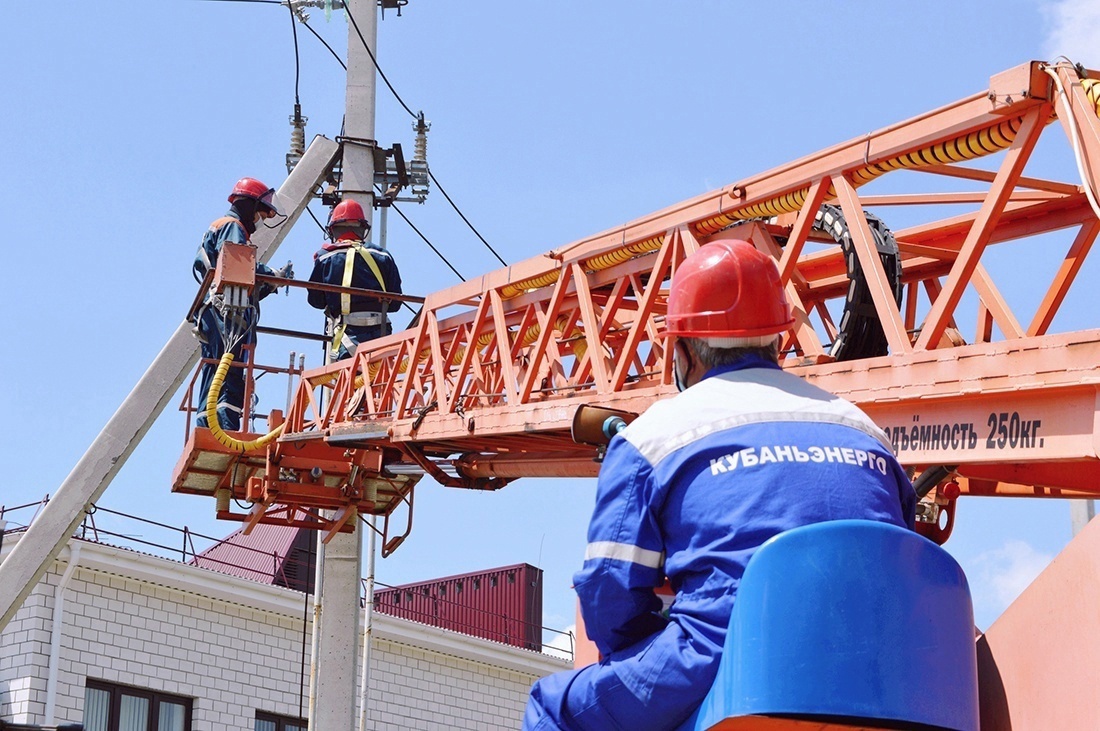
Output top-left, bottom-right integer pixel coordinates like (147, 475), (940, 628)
(172, 425), (419, 547)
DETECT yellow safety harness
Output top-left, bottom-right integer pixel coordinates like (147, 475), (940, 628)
(330, 242), (388, 360)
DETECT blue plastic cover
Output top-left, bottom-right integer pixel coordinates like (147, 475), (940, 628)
(690, 520), (978, 731)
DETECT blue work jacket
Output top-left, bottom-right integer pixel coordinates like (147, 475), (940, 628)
(307, 238), (402, 316)
(573, 357), (916, 700)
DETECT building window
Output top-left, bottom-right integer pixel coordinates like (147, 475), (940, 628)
(255, 711), (307, 731)
(84, 679), (191, 731)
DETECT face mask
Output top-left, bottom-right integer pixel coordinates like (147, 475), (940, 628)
(674, 364), (687, 393)
(673, 345), (692, 392)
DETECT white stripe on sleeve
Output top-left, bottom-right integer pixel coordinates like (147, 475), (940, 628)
(584, 541), (664, 569)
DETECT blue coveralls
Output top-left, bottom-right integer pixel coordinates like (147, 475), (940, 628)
(307, 237), (402, 362)
(192, 211), (277, 431)
(523, 356), (917, 731)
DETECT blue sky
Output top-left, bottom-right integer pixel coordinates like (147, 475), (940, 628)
(2, 1), (1098, 641)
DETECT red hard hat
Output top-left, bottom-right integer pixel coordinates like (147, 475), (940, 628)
(665, 239), (794, 338)
(329, 199), (369, 230)
(228, 177), (281, 215)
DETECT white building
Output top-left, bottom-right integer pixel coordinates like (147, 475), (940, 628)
(0, 526), (569, 730)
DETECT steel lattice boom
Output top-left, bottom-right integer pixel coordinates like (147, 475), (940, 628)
(173, 61), (1100, 545)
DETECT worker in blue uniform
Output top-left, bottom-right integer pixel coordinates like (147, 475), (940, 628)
(192, 177), (292, 431)
(523, 239), (917, 731)
(307, 199), (403, 362)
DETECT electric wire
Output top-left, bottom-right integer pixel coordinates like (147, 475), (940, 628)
(343, 0), (418, 119)
(297, 533), (314, 722)
(287, 3), (301, 105)
(222, 0), (495, 290)
(428, 169), (507, 266)
(301, 18), (346, 70)
(390, 202), (466, 281)
(302, 6), (505, 273)
(203, 306), (285, 452)
(305, 205), (329, 235)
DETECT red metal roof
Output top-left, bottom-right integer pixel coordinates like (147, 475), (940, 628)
(190, 524), (314, 591)
(190, 529), (543, 650)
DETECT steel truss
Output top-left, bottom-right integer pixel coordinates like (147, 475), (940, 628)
(174, 61), (1100, 544)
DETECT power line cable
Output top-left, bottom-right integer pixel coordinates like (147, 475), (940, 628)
(307, 7), (506, 270)
(390, 203), (466, 282)
(275, 3), (491, 286)
(342, 0), (418, 120)
(301, 18), (347, 70)
(428, 170), (507, 266)
(287, 3), (301, 104)
(305, 206), (329, 235)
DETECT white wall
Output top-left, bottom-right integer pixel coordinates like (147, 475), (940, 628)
(0, 576), (52, 721)
(0, 537), (568, 729)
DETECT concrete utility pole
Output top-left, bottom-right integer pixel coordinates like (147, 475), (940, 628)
(0, 137), (340, 631)
(1071, 500), (1096, 537)
(311, 1), (377, 729)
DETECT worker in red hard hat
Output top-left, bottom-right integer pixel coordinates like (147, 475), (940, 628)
(524, 239), (916, 731)
(307, 198), (403, 362)
(191, 177), (293, 431)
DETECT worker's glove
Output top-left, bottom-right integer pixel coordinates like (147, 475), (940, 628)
(275, 262), (295, 280)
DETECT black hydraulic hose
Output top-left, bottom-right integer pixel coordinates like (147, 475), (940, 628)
(913, 465), (957, 499)
(814, 204), (903, 361)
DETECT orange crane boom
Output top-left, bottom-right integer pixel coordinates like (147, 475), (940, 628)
(172, 60), (1100, 549)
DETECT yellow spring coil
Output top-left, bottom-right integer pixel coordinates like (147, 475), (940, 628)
(847, 116), (1025, 187)
(205, 352), (284, 452)
(503, 84), (1100, 296)
(500, 271), (562, 299)
(501, 236), (668, 298)
(694, 114), (1030, 235)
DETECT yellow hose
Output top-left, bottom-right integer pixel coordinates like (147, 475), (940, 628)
(205, 351), (284, 452)
(500, 271), (561, 299)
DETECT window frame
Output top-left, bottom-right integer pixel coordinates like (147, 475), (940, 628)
(255, 710), (307, 731)
(84, 678), (192, 731)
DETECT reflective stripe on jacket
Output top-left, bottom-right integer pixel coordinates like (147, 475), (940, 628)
(573, 356), (917, 699)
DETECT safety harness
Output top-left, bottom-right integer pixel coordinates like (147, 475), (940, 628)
(322, 240), (389, 360)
